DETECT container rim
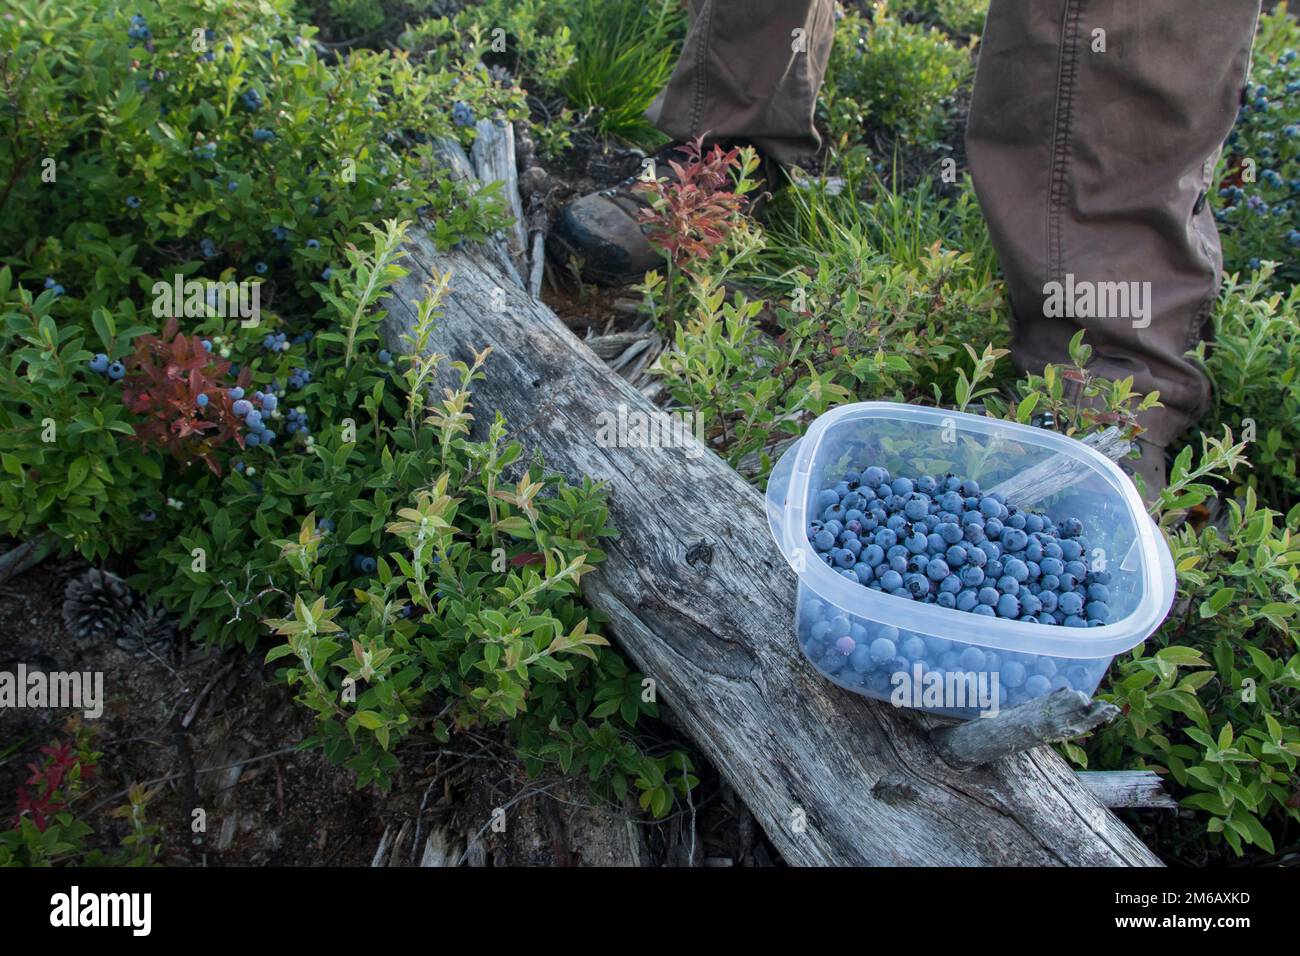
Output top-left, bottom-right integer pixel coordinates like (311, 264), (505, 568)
(771, 401), (1176, 658)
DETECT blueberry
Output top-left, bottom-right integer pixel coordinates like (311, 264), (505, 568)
(107, 361), (125, 380)
(862, 544), (884, 566)
(1086, 583), (1109, 603)
(1003, 557), (1029, 582)
(1001, 661), (1027, 688)
(977, 586), (999, 606)
(261, 393), (278, 412)
(965, 547), (986, 568)
(903, 573), (929, 598)
(870, 637), (897, 664)
(89, 353), (109, 374)
(1039, 557), (1064, 578)
(959, 646), (986, 671)
(996, 593), (1020, 618)
(925, 558), (950, 581)
(890, 477), (914, 496)
(901, 635), (927, 660)
(996, 575), (1019, 595)
(971, 604), (996, 617)
(959, 565), (985, 588)
(813, 530), (834, 551)
(903, 494), (929, 521)
(1020, 592), (1042, 617)
(936, 591), (956, 608)
(879, 570), (903, 591)
(833, 548), (856, 568)
(232, 398), (252, 417)
(849, 645), (874, 673)
(196, 393), (209, 408)
(1085, 601), (1111, 623)
(835, 636), (856, 656)
(1001, 529), (1028, 552)
(960, 479), (980, 497)
(862, 466), (888, 489)
(955, 590), (979, 612)
(1024, 674), (1051, 697)
(360, 556), (377, 574)
(245, 409), (263, 428)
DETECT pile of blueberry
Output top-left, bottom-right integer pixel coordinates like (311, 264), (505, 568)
(806, 467), (1112, 627)
(798, 601), (1109, 713)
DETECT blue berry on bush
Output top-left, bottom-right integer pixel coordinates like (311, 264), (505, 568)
(107, 361), (125, 380)
(88, 353), (109, 374)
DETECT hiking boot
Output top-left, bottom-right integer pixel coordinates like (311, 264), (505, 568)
(548, 141), (776, 286)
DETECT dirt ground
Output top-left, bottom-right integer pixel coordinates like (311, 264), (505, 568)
(0, 552), (779, 867)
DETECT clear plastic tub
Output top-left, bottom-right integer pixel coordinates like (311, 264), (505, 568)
(766, 402), (1176, 718)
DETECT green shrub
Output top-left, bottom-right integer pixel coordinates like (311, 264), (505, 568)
(822, 2), (971, 150)
(904, 0), (987, 36)
(400, 0), (684, 146)
(1214, 6), (1300, 287)
(2, 0), (689, 811)
(0, 0), (517, 558)
(989, 346), (1300, 860)
(1090, 477), (1300, 858)
(1194, 269), (1300, 512)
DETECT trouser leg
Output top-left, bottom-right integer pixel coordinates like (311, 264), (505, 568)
(966, 0), (1261, 446)
(645, 0), (837, 167)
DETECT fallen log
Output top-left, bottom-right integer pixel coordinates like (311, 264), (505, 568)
(383, 145), (1159, 865)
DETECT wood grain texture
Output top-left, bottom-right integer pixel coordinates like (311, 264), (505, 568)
(1076, 771), (1177, 809)
(379, 232), (1161, 867)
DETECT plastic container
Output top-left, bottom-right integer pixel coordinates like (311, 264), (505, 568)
(766, 402), (1175, 718)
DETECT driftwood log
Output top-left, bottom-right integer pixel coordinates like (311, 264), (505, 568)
(377, 140), (1162, 867)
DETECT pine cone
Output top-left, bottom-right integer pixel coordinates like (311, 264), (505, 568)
(116, 603), (178, 659)
(61, 568), (177, 659)
(62, 568), (135, 642)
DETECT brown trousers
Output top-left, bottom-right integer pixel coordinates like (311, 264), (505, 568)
(648, 0), (1262, 446)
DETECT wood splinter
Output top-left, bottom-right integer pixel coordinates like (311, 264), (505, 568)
(931, 688), (1120, 770)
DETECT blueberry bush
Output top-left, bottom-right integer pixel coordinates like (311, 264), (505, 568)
(1, 0), (690, 821)
(1215, 5), (1300, 287)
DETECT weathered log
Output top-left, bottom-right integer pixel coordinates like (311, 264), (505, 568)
(1075, 770), (1177, 809)
(379, 232), (1160, 866)
(469, 118), (528, 272)
(930, 689), (1120, 769)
